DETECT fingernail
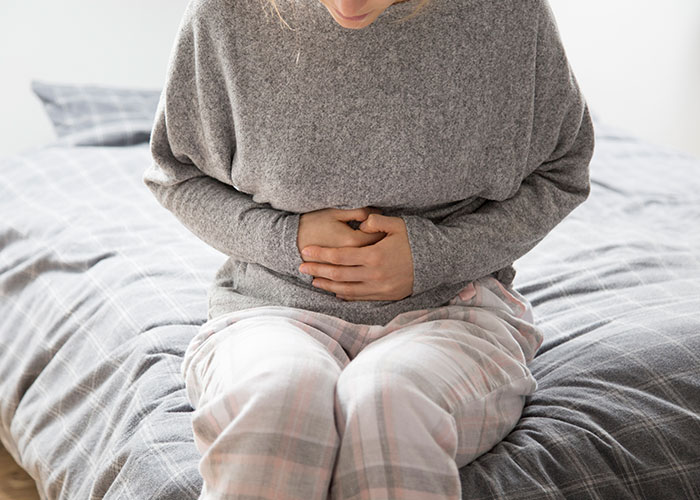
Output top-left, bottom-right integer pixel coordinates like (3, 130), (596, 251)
(301, 248), (310, 257)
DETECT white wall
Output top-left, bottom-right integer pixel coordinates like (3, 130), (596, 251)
(0, 0), (190, 155)
(549, 0), (700, 159)
(1, 1), (699, 159)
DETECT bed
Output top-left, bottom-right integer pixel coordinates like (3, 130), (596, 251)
(1, 80), (699, 499)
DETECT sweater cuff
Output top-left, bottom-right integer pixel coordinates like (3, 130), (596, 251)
(281, 212), (314, 285)
(399, 214), (451, 296)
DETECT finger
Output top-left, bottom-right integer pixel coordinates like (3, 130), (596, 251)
(301, 262), (369, 283)
(359, 213), (403, 234)
(302, 245), (368, 266)
(333, 207), (373, 222)
(356, 232), (387, 247)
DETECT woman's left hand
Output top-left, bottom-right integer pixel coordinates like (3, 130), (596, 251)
(299, 214), (414, 301)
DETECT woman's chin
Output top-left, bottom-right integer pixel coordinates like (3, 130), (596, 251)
(326, 6), (379, 28)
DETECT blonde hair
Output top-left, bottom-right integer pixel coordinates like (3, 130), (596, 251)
(262, 0), (431, 30)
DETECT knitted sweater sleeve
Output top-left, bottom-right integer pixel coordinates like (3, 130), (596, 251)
(142, 0), (312, 285)
(399, 0), (595, 296)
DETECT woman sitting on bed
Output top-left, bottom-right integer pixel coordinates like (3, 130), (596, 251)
(143, 0), (594, 498)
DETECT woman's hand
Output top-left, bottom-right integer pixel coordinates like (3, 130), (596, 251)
(299, 214), (414, 301)
(297, 207), (387, 258)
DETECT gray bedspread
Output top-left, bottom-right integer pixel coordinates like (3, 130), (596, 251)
(1, 118), (699, 499)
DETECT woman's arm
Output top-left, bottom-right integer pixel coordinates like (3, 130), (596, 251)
(398, 0), (595, 296)
(143, 0), (311, 284)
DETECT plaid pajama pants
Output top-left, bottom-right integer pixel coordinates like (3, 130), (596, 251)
(181, 275), (544, 500)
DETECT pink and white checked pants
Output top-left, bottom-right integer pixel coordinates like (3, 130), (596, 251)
(181, 275), (544, 500)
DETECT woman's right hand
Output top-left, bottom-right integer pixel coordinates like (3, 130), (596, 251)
(297, 207), (387, 263)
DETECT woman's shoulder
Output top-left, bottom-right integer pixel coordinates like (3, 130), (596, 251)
(184, 0), (235, 19)
(183, 0), (277, 33)
(182, 0), (253, 27)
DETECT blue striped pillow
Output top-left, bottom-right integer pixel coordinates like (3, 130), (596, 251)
(31, 80), (162, 147)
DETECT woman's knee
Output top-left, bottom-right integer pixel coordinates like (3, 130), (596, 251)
(187, 319), (343, 408)
(333, 329), (537, 432)
(214, 347), (341, 407)
(334, 330), (465, 419)
(334, 355), (438, 423)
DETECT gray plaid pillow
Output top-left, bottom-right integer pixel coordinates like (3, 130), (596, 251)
(31, 80), (162, 147)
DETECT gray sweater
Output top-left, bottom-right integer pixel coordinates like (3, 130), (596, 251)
(144, 0), (594, 326)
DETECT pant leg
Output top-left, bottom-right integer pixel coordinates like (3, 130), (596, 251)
(330, 277), (541, 500)
(181, 310), (352, 500)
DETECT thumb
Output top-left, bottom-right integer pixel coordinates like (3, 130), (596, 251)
(359, 214), (396, 234)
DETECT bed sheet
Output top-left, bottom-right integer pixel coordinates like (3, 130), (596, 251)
(1, 119), (699, 499)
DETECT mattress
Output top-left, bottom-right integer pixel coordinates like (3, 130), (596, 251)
(1, 100), (699, 498)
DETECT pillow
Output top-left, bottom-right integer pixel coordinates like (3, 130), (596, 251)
(31, 80), (162, 147)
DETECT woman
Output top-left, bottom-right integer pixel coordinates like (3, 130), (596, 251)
(144, 0), (594, 498)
